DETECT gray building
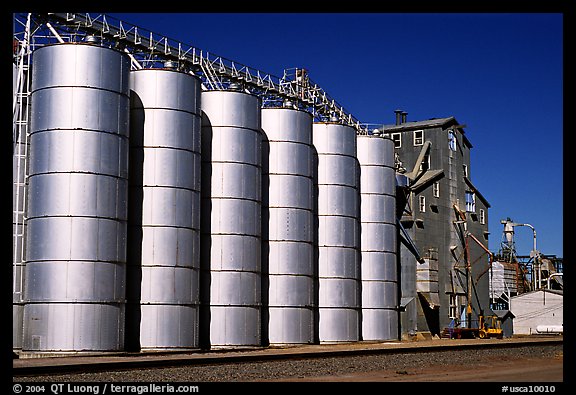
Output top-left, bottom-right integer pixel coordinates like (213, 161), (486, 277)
(383, 113), (491, 336)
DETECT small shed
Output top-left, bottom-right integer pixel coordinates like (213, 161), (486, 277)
(493, 309), (515, 338)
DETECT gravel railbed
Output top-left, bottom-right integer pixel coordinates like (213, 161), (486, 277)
(15, 344), (562, 382)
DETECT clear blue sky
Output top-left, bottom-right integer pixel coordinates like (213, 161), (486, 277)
(109, 12), (564, 258)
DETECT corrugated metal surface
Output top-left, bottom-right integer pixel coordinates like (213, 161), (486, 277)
(510, 290), (563, 335)
(127, 68), (202, 349)
(262, 107), (314, 345)
(313, 122), (360, 342)
(23, 43), (130, 351)
(200, 90), (262, 347)
(357, 135), (398, 340)
(490, 261), (518, 297)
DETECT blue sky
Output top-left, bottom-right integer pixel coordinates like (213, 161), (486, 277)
(108, 12), (563, 258)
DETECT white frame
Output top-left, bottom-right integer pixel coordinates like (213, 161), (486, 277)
(433, 181), (440, 198)
(448, 129), (457, 151)
(391, 132), (402, 148)
(413, 129), (424, 146)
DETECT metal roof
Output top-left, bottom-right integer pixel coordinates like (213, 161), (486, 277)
(493, 309), (516, 319)
(381, 117), (457, 131)
(510, 289), (564, 299)
(382, 116), (473, 148)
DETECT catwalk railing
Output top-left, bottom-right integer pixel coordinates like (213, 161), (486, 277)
(13, 12), (369, 133)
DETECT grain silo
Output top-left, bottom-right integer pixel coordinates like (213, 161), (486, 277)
(23, 42), (130, 351)
(126, 67), (202, 349)
(200, 89), (262, 347)
(357, 134), (398, 340)
(313, 122), (360, 342)
(261, 105), (315, 345)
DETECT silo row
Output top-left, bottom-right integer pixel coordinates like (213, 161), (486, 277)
(16, 42), (398, 352)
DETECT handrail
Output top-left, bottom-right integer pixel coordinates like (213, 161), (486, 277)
(15, 12), (368, 133)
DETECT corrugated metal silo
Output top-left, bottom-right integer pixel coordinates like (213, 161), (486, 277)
(127, 68), (202, 349)
(200, 90), (262, 347)
(313, 122), (360, 342)
(23, 43), (130, 351)
(261, 107), (314, 345)
(357, 134), (398, 340)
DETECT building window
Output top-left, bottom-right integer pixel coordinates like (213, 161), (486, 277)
(419, 195), (426, 212)
(413, 130), (424, 146)
(465, 191), (476, 212)
(433, 182), (440, 198)
(480, 209), (485, 225)
(463, 164), (468, 177)
(391, 133), (402, 148)
(449, 294), (457, 320)
(448, 130), (457, 151)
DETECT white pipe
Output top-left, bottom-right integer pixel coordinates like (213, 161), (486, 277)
(46, 22), (65, 43)
(124, 48), (142, 70)
(547, 273), (563, 289)
(507, 221), (539, 289)
(519, 223), (539, 289)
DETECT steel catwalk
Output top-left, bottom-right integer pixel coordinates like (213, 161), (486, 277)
(127, 68), (202, 349)
(357, 135), (398, 340)
(23, 43), (130, 351)
(200, 90), (262, 347)
(313, 122), (360, 343)
(261, 107), (314, 345)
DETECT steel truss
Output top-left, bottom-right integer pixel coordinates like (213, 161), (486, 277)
(13, 12), (370, 132)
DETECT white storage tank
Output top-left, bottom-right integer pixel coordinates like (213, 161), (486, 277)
(23, 42), (130, 351)
(200, 89), (262, 347)
(357, 134), (398, 340)
(313, 122), (360, 342)
(127, 67), (202, 349)
(261, 106), (315, 345)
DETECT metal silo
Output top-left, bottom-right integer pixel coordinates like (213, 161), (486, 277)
(23, 43), (130, 351)
(200, 90), (262, 347)
(357, 134), (398, 340)
(261, 107), (314, 345)
(127, 67), (202, 349)
(313, 122), (360, 342)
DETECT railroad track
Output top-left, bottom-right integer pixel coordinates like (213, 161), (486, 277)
(13, 336), (562, 380)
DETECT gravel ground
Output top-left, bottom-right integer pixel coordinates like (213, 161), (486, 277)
(15, 344), (562, 382)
